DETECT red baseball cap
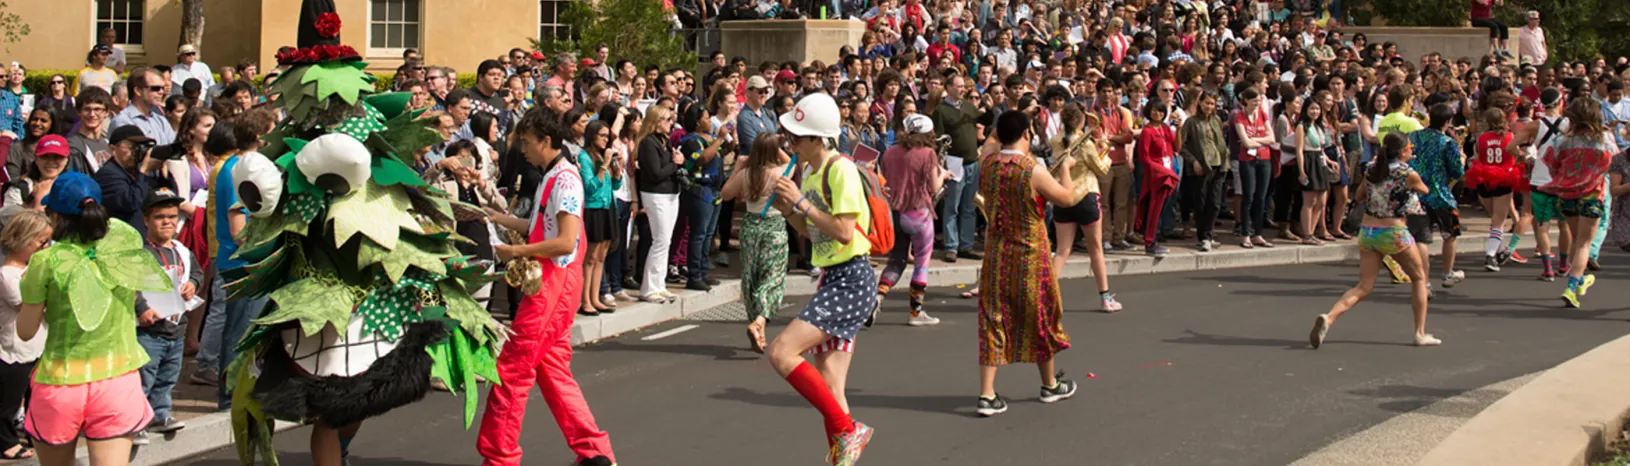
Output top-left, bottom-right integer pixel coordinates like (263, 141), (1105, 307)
(530, 51), (546, 61)
(775, 69), (798, 83)
(35, 134), (69, 158)
(580, 57), (599, 68)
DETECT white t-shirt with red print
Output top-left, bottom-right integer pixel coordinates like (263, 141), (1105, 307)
(528, 158), (584, 268)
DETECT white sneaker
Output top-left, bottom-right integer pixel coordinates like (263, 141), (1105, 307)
(642, 293), (671, 304)
(908, 311), (941, 326)
(133, 431), (151, 445)
(1442, 270), (1466, 288)
(600, 294), (617, 306)
(809, 267), (823, 281)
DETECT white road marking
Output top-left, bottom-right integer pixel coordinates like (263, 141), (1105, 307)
(641, 324), (700, 341)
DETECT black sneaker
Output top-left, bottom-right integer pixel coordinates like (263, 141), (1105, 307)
(1495, 249), (1513, 266)
(1039, 373), (1078, 403)
(1484, 255), (1501, 272)
(863, 298), (882, 328)
(941, 251), (958, 263)
(578, 455), (615, 466)
(957, 250), (983, 261)
(705, 277), (721, 286)
(685, 280), (712, 292)
(976, 394), (1009, 417)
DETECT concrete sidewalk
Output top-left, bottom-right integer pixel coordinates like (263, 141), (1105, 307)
(25, 213), (1513, 465)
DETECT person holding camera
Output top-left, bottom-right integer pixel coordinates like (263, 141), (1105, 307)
(94, 126), (176, 238)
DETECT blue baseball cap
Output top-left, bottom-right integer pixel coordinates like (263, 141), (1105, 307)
(43, 171), (102, 216)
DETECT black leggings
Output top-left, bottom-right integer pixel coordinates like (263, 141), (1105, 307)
(0, 360), (32, 450)
(1471, 18), (1509, 40)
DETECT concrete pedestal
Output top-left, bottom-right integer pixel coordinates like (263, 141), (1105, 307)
(1343, 27), (1505, 63)
(721, 20), (866, 66)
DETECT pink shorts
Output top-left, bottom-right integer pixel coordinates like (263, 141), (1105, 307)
(25, 371), (153, 446)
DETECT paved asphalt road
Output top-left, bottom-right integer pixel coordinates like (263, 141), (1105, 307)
(179, 252), (1630, 466)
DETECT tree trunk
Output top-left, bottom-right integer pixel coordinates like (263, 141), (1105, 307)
(179, 0), (204, 52)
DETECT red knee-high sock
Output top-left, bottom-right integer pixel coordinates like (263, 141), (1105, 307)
(785, 361), (853, 436)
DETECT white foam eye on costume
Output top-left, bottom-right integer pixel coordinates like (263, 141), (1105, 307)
(296, 133), (372, 196)
(232, 151), (284, 218)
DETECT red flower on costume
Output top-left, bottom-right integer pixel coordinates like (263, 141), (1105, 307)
(315, 13), (342, 39)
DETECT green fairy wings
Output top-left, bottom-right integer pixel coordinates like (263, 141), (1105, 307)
(34, 219), (173, 331)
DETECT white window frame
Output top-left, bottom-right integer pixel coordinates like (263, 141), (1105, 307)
(366, 0), (423, 58)
(94, 0), (145, 54)
(538, 0), (572, 42)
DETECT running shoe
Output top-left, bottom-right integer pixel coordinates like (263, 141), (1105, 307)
(1562, 286), (1581, 308)
(864, 299), (882, 328)
(133, 431), (151, 446)
(1539, 269), (1556, 281)
(1494, 249), (1512, 267)
(976, 394), (1010, 417)
(1198, 240), (1213, 252)
(148, 417), (186, 433)
(577, 455), (616, 466)
(1578, 274), (1597, 297)
(1039, 372), (1078, 403)
(1508, 250), (1528, 264)
(908, 311), (941, 326)
(1146, 245), (1169, 258)
(1588, 258), (1602, 271)
(1484, 255), (1501, 272)
(1309, 314), (1330, 349)
(1558, 258), (1571, 275)
(1414, 334), (1443, 346)
(189, 368), (219, 386)
(1111, 241), (1136, 251)
(1100, 294), (1123, 313)
(828, 422), (874, 466)
(1441, 270), (1466, 288)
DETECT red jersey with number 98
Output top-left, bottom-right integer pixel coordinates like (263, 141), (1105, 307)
(1466, 131), (1526, 191)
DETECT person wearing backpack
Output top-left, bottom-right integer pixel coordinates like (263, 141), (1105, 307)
(763, 93), (875, 465)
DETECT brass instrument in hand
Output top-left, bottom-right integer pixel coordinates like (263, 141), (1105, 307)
(1047, 112), (1105, 205)
(501, 228), (542, 296)
(930, 134), (988, 218)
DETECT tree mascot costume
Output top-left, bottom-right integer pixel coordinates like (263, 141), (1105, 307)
(227, 1), (501, 464)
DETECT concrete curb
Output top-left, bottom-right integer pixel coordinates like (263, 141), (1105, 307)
(569, 232), (1486, 346)
(42, 234), (1492, 466)
(1416, 335), (1630, 466)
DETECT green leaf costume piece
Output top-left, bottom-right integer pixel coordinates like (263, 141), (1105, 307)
(327, 180), (422, 251)
(255, 277), (358, 337)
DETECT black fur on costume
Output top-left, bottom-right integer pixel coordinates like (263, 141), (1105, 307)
(252, 321), (448, 428)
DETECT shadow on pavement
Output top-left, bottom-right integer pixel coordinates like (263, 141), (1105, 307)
(708, 387), (971, 417)
(1162, 329), (1412, 350)
(1346, 384), (1486, 415)
(584, 340), (763, 361)
(187, 458), (462, 466)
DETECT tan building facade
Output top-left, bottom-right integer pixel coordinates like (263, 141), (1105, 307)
(6, 0), (571, 74)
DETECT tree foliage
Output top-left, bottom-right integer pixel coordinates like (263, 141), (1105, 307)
(0, 2), (31, 53)
(529, 0), (695, 72)
(1347, 0), (1630, 63)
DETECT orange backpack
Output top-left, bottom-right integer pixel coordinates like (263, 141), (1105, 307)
(820, 155), (894, 256)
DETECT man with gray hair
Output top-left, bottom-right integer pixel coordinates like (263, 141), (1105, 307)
(1518, 10), (1548, 66)
(543, 53), (578, 98)
(535, 86), (572, 114)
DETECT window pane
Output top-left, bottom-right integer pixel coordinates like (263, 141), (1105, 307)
(371, 23), (387, 48)
(389, 0), (403, 22)
(112, 23), (127, 43)
(404, 0), (419, 22)
(542, 3), (557, 24)
(403, 24), (418, 49)
(387, 24), (402, 48)
(98, 0), (112, 20)
(371, 0), (386, 21)
(127, 22), (142, 44)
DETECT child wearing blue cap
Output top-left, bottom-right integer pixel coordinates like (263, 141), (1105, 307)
(14, 171), (173, 465)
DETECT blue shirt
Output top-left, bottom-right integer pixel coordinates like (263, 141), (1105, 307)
(0, 90), (23, 135)
(214, 156), (247, 271)
(1407, 128), (1465, 211)
(737, 104), (778, 148)
(110, 104), (177, 145)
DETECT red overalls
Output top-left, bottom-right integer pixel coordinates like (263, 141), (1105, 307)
(476, 174), (615, 465)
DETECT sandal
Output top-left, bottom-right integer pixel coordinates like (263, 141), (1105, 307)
(960, 288), (980, 299)
(1301, 237), (1325, 246)
(0, 445), (32, 460)
(1240, 239), (1254, 249)
(1253, 237), (1275, 248)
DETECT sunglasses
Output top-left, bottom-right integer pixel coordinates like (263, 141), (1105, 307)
(183, 52), (197, 56)
(147, 85), (165, 93)
(50, 80), (64, 85)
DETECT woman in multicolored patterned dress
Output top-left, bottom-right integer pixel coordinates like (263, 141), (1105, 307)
(975, 110), (1081, 417)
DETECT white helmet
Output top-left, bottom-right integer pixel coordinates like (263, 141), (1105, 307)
(779, 93), (842, 138)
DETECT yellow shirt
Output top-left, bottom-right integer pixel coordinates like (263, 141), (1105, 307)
(205, 155), (231, 261)
(801, 152), (871, 267)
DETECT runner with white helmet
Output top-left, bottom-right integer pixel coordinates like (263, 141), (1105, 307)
(762, 93), (876, 465)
